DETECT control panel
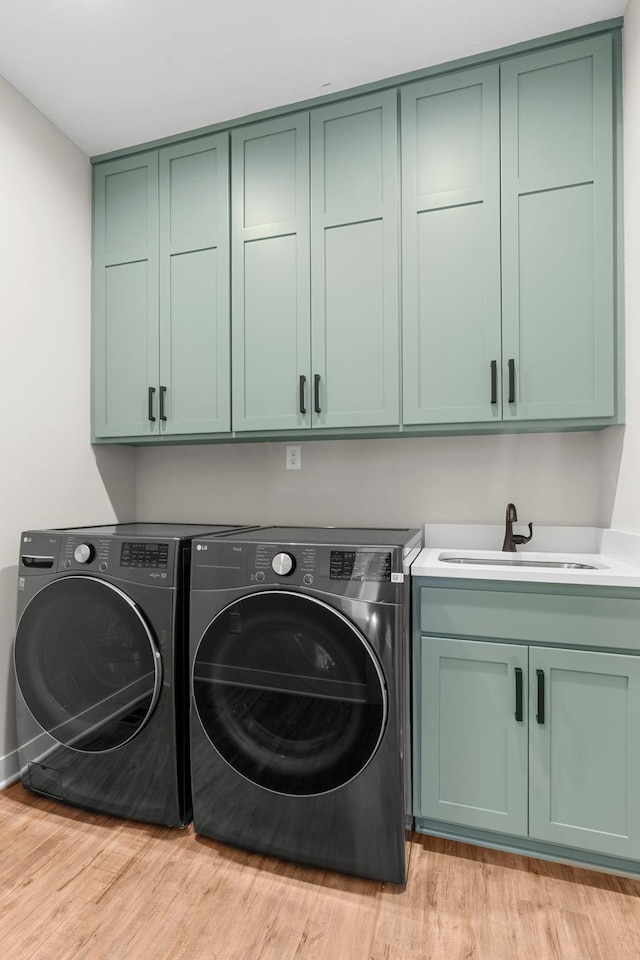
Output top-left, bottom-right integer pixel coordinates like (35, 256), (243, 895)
(190, 538), (406, 598)
(57, 535), (175, 583)
(253, 545), (397, 586)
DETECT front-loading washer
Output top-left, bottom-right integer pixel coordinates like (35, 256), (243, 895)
(14, 522), (253, 826)
(189, 525), (422, 883)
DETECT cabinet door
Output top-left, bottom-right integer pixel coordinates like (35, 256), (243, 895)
(417, 636), (528, 835)
(401, 66), (501, 425)
(159, 135), (230, 435)
(93, 153), (159, 438)
(529, 646), (640, 860)
(501, 36), (615, 421)
(310, 92), (399, 428)
(232, 115), (311, 431)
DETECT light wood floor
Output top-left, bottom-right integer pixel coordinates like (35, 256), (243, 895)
(3, 782), (640, 960)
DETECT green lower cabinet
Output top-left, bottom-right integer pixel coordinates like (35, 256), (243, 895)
(528, 646), (640, 860)
(418, 636), (528, 835)
(416, 635), (640, 863)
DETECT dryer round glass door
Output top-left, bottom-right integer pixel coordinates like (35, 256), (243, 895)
(14, 576), (162, 752)
(193, 591), (387, 796)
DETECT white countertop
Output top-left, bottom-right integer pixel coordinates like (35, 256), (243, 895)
(411, 525), (640, 589)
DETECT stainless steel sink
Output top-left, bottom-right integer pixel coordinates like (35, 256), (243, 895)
(439, 556), (598, 570)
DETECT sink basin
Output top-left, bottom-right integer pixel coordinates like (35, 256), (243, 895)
(439, 556), (597, 570)
(436, 550), (608, 571)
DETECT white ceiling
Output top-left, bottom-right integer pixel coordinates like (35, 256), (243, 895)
(0, 0), (627, 157)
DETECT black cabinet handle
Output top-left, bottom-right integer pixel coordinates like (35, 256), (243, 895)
(159, 385), (167, 421)
(536, 669), (545, 724)
(299, 375), (307, 415)
(314, 374), (321, 414)
(514, 667), (523, 721)
(148, 386), (156, 422)
(508, 358), (516, 404)
(490, 360), (498, 404)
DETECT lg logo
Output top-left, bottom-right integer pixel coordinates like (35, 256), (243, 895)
(196, 544), (208, 551)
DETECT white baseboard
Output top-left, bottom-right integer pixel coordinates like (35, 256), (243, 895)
(0, 750), (20, 790)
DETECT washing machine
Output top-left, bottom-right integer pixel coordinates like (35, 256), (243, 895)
(14, 522), (253, 827)
(189, 525), (422, 883)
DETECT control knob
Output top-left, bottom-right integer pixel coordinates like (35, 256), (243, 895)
(74, 543), (95, 564)
(272, 552), (295, 576)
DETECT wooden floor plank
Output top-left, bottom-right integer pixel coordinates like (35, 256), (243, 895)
(3, 783), (640, 960)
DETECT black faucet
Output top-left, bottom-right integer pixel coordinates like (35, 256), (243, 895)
(502, 503), (533, 552)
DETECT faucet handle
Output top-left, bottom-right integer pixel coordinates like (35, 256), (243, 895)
(512, 522), (533, 546)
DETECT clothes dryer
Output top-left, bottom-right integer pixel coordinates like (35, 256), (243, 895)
(189, 526), (422, 883)
(14, 522), (252, 826)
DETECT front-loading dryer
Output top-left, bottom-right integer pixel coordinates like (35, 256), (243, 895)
(189, 526), (422, 883)
(14, 522), (252, 826)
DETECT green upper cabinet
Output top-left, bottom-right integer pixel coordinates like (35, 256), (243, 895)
(310, 92), (399, 429)
(232, 92), (399, 433)
(402, 34), (617, 428)
(93, 134), (230, 440)
(402, 66), (502, 425)
(501, 35), (615, 421)
(92, 26), (621, 444)
(93, 152), (160, 438)
(158, 137), (230, 435)
(231, 114), (311, 432)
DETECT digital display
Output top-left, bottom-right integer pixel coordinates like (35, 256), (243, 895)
(120, 541), (169, 569)
(329, 551), (392, 582)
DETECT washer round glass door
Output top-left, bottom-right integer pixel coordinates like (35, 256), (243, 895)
(15, 576), (162, 753)
(193, 591), (387, 796)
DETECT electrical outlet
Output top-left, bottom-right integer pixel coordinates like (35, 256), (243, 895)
(286, 445), (302, 470)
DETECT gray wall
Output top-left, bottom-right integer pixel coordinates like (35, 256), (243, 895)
(135, 432), (601, 531)
(0, 76), (136, 783)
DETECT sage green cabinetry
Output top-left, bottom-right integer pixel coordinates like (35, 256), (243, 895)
(93, 152), (159, 438)
(419, 635), (528, 835)
(231, 114), (310, 432)
(231, 91), (399, 433)
(91, 25), (621, 445)
(501, 36), (615, 421)
(414, 581), (640, 865)
(528, 644), (640, 858)
(402, 34), (616, 427)
(402, 66), (502, 425)
(93, 134), (230, 439)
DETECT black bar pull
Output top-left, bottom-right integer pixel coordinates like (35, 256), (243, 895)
(299, 375), (307, 415)
(159, 385), (167, 421)
(514, 667), (523, 721)
(148, 386), (156, 422)
(508, 358), (516, 403)
(490, 360), (498, 404)
(314, 374), (321, 414)
(536, 669), (545, 724)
